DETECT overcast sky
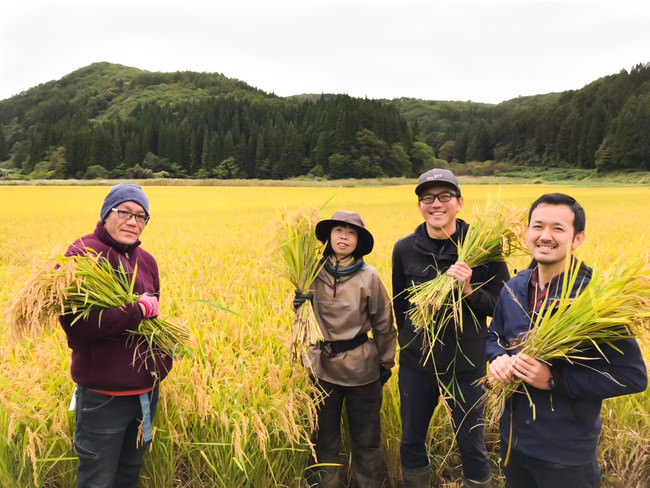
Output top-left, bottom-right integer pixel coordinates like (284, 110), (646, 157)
(2, 0), (649, 104)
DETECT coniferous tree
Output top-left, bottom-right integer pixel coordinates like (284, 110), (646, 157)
(4, 61), (649, 177)
(0, 128), (8, 161)
(467, 121), (492, 162)
(455, 131), (468, 164)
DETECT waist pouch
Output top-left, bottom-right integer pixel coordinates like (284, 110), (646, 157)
(318, 332), (368, 357)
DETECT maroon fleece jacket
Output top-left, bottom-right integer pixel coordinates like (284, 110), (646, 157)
(59, 221), (172, 390)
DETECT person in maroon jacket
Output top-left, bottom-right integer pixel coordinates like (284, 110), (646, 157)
(59, 182), (172, 488)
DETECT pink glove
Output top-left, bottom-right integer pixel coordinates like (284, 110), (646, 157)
(138, 294), (159, 318)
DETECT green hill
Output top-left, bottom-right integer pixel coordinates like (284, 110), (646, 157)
(0, 61), (648, 180)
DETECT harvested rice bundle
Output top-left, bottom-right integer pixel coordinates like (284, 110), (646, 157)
(407, 200), (526, 351)
(7, 251), (76, 338)
(482, 255), (650, 422)
(275, 206), (326, 362)
(7, 250), (189, 360)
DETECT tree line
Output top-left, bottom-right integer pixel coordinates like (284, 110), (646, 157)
(17, 95), (414, 179)
(0, 61), (648, 180)
(402, 62), (650, 172)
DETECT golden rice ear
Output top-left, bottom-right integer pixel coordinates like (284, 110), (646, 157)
(6, 253), (78, 339)
(274, 206), (326, 362)
(7, 249), (189, 365)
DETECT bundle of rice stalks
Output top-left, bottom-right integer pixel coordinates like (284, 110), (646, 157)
(275, 207), (326, 362)
(482, 254), (650, 423)
(7, 250), (189, 361)
(407, 200), (526, 353)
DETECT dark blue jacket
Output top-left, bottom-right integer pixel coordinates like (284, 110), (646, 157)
(486, 261), (648, 465)
(392, 220), (510, 379)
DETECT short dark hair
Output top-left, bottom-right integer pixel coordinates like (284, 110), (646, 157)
(528, 193), (586, 235)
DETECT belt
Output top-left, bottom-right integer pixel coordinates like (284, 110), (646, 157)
(317, 332), (368, 357)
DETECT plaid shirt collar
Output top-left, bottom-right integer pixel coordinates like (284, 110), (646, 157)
(528, 266), (560, 313)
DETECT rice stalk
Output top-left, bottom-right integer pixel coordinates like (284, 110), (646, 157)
(7, 250), (189, 361)
(3, 185), (648, 487)
(275, 207), (326, 362)
(6, 255), (76, 339)
(482, 254), (650, 423)
(407, 200), (527, 355)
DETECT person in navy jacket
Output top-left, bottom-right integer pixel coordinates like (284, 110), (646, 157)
(486, 193), (647, 488)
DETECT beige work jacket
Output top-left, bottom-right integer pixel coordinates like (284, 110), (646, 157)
(305, 262), (396, 386)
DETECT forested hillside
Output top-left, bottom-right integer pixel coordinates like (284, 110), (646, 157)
(397, 62), (650, 173)
(0, 63), (414, 180)
(0, 61), (648, 180)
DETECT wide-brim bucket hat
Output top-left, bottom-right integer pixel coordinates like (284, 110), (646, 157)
(315, 210), (374, 257)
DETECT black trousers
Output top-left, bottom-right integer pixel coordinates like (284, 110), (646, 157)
(312, 377), (385, 486)
(399, 364), (491, 481)
(503, 448), (600, 488)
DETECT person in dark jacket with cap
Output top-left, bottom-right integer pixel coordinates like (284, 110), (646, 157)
(486, 193), (647, 488)
(59, 182), (172, 488)
(392, 169), (510, 488)
(298, 210), (396, 488)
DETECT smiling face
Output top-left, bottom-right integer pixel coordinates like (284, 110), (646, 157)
(103, 201), (147, 246)
(526, 202), (585, 275)
(418, 185), (463, 239)
(330, 224), (358, 260)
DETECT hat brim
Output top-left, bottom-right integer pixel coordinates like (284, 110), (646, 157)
(315, 219), (374, 256)
(415, 180), (460, 196)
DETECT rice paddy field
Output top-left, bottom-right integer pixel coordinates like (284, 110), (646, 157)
(0, 184), (648, 487)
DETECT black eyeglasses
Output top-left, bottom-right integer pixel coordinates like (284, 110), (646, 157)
(110, 208), (150, 224)
(419, 191), (459, 204)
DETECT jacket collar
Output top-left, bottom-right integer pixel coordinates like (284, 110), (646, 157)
(517, 258), (592, 303)
(549, 258), (592, 298)
(94, 221), (142, 255)
(413, 219), (468, 258)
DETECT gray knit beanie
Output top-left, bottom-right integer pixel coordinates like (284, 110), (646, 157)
(100, 182), (150, 221)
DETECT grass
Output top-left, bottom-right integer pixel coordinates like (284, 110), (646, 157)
(0, 184), (648, 487)
(7, 251), (189, 362)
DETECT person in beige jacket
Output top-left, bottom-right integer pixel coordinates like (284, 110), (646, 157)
(298, 210), (396, 488)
